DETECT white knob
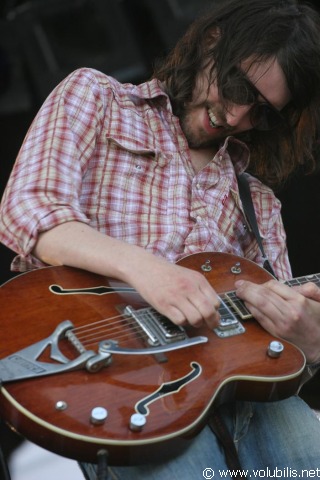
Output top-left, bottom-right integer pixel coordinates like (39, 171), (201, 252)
(90, 407), (108, 425)
(267, 341), (284, 358)
(130, 413), (146, 432)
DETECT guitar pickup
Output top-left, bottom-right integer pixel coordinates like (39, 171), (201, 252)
(214, 317), (245, 338)
(123, 305), (186, 346)
(218, 318), (239, 331)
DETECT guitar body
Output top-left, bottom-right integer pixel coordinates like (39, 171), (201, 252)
(0, 252), (305, 465)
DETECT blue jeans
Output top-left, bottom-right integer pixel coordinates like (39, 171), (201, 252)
(80, 396), (320, 479)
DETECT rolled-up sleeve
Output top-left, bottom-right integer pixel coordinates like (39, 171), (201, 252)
(0, 68), (106, 270)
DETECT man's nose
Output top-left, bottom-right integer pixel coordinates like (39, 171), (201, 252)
(224, 104), (252, 128)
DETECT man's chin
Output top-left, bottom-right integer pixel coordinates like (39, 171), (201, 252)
(186, 135), (226, 150)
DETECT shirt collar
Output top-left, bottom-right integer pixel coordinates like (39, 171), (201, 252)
(132, 81), (251, 173)
(218, 136), (250, 174)
(131, 79), (170, 103)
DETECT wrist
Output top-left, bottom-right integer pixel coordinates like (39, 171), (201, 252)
(307, 359), (320, 369)
(306, 351), (320, 369)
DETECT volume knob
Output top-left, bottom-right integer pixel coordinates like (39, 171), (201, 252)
(267, 341), (284, 358)
(129, 413), (146, 432)
(90, 407), (108, 425)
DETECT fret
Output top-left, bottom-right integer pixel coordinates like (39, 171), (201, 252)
(223, 291), (253, 320)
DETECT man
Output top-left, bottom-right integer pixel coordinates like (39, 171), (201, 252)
(1, 0), (320, 478)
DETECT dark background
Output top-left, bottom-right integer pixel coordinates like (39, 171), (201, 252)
(0, 0), (217, 285)
(1, 0), (320, 286)
(0, 0), (319, 458)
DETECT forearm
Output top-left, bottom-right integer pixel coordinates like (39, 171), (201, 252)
(33, 221), (221, 330)
(33, 221), (156, 284)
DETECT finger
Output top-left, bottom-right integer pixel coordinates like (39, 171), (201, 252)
(235, 280), (292, 332)
(294, 282), (320, 301)
(241, 301), (276, 333)
(182, 297), (218, 328)
(156, 302), (188, 327)
(164, 293), (220, 329)
(172, 276), (221, 329)
(262, 280), (305, 301)
(190, 292), (220, 329)
(236, 279), (296, 301)
(163, 302), (204, 328)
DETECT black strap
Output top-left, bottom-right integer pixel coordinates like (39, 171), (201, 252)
(237, 173), (277, 279)
(208, 174), (276, 477)
(208, 411), (247, 479)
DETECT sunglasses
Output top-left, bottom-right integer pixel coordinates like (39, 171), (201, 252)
(221, 68), (287, 131)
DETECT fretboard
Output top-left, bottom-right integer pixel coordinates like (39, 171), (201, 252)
(219, 272), (320, 323)
(286, 273), (320, 288)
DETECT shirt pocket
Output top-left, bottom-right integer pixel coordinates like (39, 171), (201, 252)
(82, 135), (173, 224)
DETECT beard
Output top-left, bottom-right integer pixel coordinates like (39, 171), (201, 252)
(178, 104), (231, 150)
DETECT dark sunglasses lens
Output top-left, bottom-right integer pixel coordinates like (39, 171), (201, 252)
(222, 83), (256, 105)
(251, 104), (283, 131)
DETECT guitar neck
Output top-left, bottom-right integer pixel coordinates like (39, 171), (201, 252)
(220, 272), (320, 324)
(286, 273), (320, 288)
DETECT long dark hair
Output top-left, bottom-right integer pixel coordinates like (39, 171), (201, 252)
(153, 0), (320, 188)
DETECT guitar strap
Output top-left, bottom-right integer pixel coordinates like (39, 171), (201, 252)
(237, 173), (277, 279)
(208, 411), (247, 479)
(207, 174), (278, 477)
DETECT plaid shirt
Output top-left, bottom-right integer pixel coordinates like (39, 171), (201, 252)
(0, 68), (291, 280)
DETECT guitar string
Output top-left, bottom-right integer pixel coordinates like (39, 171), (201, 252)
(71, 313), (152, 346)
(59, 270), (320, 333)
(67, 274), (320, 345)
(78, 327), (144, 347)
(69, 294), (244, 348)
(64, 273), (320, 348)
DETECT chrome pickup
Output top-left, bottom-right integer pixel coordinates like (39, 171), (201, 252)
(214, 298), (246, 338)
(123, 305), (186, 346)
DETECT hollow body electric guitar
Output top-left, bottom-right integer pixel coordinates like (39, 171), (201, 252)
(0, 252), (317, 465)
